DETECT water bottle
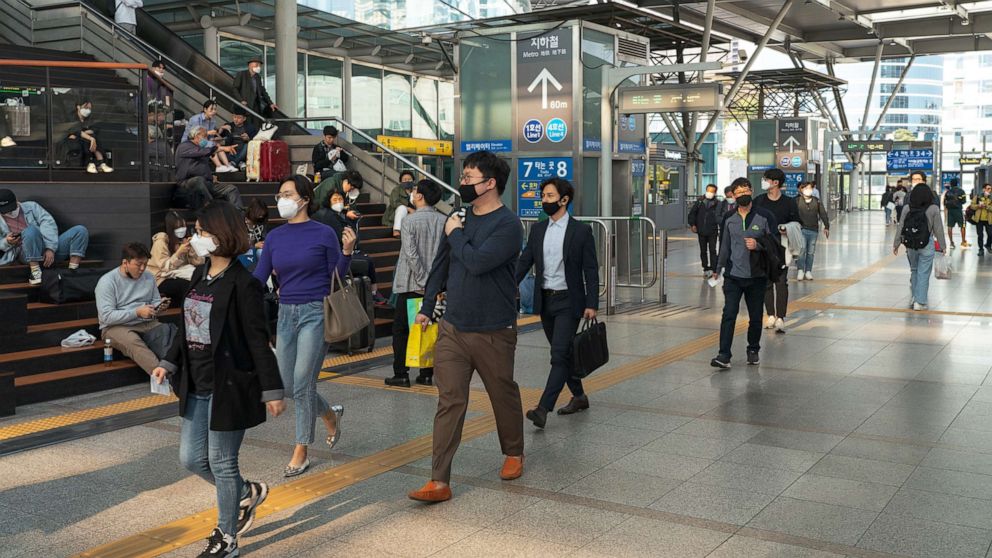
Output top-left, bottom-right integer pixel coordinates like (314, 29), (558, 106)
(314, 171), (321, 185)
(104, 339), (113, 366)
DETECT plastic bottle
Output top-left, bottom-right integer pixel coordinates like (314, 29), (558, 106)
(314, 171), (321, 185)
(104, 339), (113, 366)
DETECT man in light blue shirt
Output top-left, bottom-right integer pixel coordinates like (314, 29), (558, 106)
(181, 99), (237, 173)
(542, 210), (569, 291)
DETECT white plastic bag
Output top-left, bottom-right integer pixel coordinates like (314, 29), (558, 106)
(934, 252), (952, 280)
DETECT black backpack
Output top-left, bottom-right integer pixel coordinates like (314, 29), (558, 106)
(901, 208), (931, 249)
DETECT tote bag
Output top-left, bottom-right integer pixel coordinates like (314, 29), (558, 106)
(323, 270), (371, 343)
(572, 318), (609, 379)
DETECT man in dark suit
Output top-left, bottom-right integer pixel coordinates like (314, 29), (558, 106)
(233, 58), (276, 123)
(515, 177), (599, 429)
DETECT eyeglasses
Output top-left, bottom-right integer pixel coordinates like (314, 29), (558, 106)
(275, 193), (300, 201)
(459, 174), (488, 183)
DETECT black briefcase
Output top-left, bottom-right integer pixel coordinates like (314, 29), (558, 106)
(573, 318), (609, 379)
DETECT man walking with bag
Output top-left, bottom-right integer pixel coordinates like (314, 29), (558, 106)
(408, 151), (524, 503)
(516, 177), (598, 429)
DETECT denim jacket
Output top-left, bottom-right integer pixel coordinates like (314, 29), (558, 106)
(0, 202), (59, 265)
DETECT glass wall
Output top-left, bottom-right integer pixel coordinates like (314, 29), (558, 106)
(458, 35), (512, 142)
(384, 72), (412, 137)
(219, 39), (262, 77)
(264, 50), (306, 118)
(352, 64), (383, 145)
(412, 76), (438, 139)
(582, 28), (615, 152)
(307, 55), (343, 127)
(438, 81), (454, 140)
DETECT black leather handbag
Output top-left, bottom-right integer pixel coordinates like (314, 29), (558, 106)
(572, 318), (609, 379)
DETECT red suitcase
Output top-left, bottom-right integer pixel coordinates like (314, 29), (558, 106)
(259, 140), (290, 182)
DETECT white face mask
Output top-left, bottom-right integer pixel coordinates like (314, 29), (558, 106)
(761, 181), (771, 191)
(5, 206), (19, 219)
(189, 234), (217, 257)
(174, 227), (187, 239)
(277, 197), (303, 219)
(79, 108), (92, 117)
(802, 188), (813, 198)
(250, 65), (260, 74)
(704, 191), (715, 200)
(347, 189), (360, 202)
(154, 70), (164, 77)
(331, 202), (345, 212)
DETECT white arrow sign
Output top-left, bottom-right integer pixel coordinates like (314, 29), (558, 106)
(528, 68), (563, 110)
(782, 135), (801, 151)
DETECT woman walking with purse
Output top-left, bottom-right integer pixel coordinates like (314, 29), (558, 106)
(151, 201), (285, 558)
(253, 175), (356, 477)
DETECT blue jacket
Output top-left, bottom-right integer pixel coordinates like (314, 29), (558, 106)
(0, 202), (60, 266)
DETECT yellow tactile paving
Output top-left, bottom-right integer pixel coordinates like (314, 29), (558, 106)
(0, 395), (176, 442)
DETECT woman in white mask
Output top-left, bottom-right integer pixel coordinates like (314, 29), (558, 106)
(66, 100), (113, 174)
(253, 175), (357, 477)
(148, 210), (204, 302)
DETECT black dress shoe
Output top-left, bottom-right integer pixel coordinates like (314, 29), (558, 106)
(526, 407), (547, 428)
(385, 375), (411, 388)
(557, 395), (590, 415)
(415, 375), (433, 386)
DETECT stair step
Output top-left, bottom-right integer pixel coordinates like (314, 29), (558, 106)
(27, 308), (181, 334)
(0, 260), (104, 285)
(26, 300), (98, 325)
(15, 360), (148, 406)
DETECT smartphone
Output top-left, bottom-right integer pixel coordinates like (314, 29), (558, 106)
(155, 298), (170, 312)
(10, 232), (21, 239)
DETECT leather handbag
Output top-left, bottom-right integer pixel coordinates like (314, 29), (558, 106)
(572, 318), (609, 379)
(323, 270), (371, 343)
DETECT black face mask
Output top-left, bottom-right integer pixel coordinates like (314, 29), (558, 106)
(542, 201), (562, 216)
(735, 194), (752, 207)
(458, 181), (485, 203)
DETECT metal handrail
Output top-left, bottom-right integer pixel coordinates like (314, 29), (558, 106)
(520, 217), (611, 299)
(271, 116), (459, 199)
(589, 216), (660, 290)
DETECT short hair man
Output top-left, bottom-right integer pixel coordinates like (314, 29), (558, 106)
(688, 184), (722, 276)
(96, 243), (169, 374)
(311, 125), (350, 178)
(219, 105), (257, 170)
(181, 100), (238, 173)
(174, 125), (243, 211)
(233, 58), (276, 122)
(754, 168), (796, 332)
(0, 189), (89, 285)
(387, 179), (446, 388)
(408, 151), (525, 503)
(942, 177), (970, 249)
(314, 169), (363, 220)
(146, 60), (173, 106)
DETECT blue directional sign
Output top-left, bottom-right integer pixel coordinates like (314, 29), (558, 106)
(545, 118), (567, 143)
(523, 119), (543, 143)
(518, 157), (573, 218)
(460, 139), (512, 153)
(784, 173), (804, 198)
(887, 148), (934, 171)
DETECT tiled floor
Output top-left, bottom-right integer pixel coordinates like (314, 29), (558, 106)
(6, 211), (992, 557)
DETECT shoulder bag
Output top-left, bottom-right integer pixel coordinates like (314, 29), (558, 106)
(323, 269), (371, 343)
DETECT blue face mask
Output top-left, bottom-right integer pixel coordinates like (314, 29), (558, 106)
(198, 139), (209, 148)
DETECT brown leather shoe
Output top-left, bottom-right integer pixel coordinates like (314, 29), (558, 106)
(499, 455), (524, 480)
(557, 395), (590, 415)
(408, 481), (452, 503)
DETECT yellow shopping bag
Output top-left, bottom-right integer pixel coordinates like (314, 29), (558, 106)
(406, 322), (438, 368)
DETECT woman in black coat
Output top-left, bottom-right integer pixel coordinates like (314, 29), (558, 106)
(152, 201), (285, 558)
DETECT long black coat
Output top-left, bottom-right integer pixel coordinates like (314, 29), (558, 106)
(161, 260), (283, 431)
(515, 217), (599, 319)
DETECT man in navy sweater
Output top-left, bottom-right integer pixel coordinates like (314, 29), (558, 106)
(408, 151), (525, 503)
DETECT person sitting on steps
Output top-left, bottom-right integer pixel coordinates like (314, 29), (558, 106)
(148, 210), (204, 302)
(0, 189), (89, 285)
(66, 99), (113, 174)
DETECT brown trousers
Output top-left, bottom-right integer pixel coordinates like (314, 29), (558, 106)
(431, 320), (523, 483)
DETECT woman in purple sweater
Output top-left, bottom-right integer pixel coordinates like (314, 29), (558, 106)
(253, 175), (356, 476)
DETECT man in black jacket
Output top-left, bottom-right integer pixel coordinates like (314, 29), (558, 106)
(174, 126), (243, 211)
(688, 183), (722, 277)
(233, 58), (276, 123)
(753, 168), (798, 333)
(515, 177), (599, 429)
(311, 125), (350, 179)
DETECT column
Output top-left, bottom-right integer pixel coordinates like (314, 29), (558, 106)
(203, 26), (219, 64)
(274, 0), (298, 116)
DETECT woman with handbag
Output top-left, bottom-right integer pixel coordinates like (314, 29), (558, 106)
(151, 201), (285, 558)
(148, 210), (204, 301)
(253, 175), (356, 477)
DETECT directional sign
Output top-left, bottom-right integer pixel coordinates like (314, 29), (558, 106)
(776, 151), (806, 170)
(777, 118), (807, 152)
(960, 154), (984, 165)
(518, 157), (572, 218)
(887, 148), (934, 171)
(617, 84), (723, 113)
(839, 140), (892, 153)
(517, 29), (573, 152)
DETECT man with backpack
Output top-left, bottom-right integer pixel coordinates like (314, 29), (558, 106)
(942, 177), (969, 249)
(894, 183), (947, 311)
(688, 184), (722, 277)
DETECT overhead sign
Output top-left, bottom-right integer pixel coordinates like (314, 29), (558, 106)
(887, 148), (934, 171)
(784, 172), (804, 198)
(960, 154), (983, 165)
(839, 140), (892, 153)
(777, 118), (807, 152)
(517, 29), (573, 152)
(460, 139), (511, 153)
(618, 114), (646, 153)
(517, 157), (572, 218)
(941, 171), (962, 192)
(776, 151), (806, 170)
(377, 135), (452, 157)
(617, 83), (723, 114)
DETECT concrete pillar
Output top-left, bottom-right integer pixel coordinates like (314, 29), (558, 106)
(203, 26), (219, 64)
(274, 0), (298, 116)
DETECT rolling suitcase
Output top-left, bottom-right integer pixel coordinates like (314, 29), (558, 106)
(245, 139), (263, 182)
(329, 275), (376, 355)
(259, 140), (290, 182)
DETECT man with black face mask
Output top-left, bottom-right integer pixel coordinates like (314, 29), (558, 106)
(408, 151), (525, 504)
(515, 177), (599, 429)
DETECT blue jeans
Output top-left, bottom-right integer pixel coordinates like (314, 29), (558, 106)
(229, 143), (247, 166)
(907, 244), (935, 305)
(884, 207), (892, 223)
(276, 301), (331, 445)
(18, 224), (88, 263)
(797, 228), (818, 273)
(179, 394), (249, 536)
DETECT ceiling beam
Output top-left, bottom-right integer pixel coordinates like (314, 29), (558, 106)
(843, 35), (992, 58)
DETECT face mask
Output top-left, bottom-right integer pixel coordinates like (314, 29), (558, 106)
(174, 227), (187, 239)
(79, 108), (91, 118)
(761, 181), (771, 191)
(459, 181), (486, 203)
(347, 189), (360, 202)
(154, 70), (164, 77)
(189, 234), (217, 257)
(704, 191), (715, 200)
(736, 194), (752, 207)
(5, 206), (19, 219)
(277, 198), (303, 220)
(985, 191), (991, 197)
(198, 139), (209, 148)
(250, 66), (260, 74)
(331, 202), (345, 212)
(542, 201), (562, 216)
(802, 189), (813, 198)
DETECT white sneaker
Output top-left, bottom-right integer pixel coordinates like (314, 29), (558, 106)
(86, 162), (98, 174)
(28, 266), (41, 286)
(764, 316), (776, 329)
(217, 165), (237, 173)
(796, 270), (805, 281)
(775, 318), (786, 332)
(99, 163), (113, 173)
(913, 302), (927, 311)
(804, 271), (813, 281)
(0, 136), (15, 148)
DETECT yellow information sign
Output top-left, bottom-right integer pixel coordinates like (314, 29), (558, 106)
(376, 135), (452, 157)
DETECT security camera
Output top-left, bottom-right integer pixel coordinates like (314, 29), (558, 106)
(738, 49), (748, 63)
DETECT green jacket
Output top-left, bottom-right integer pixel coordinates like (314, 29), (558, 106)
(313, 172), (345, 208)
(383, 184), (412, 228)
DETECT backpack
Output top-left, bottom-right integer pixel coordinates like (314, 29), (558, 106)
(901, 208), (931, 249)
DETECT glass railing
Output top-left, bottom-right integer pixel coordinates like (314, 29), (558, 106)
(50, 87), (142, 171)
(0, 85), (49, 168)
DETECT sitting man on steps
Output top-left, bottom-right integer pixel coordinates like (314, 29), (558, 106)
(174, 126), (243, 212)
(0, 189), (89, 285)
(95, 243), (169, 374)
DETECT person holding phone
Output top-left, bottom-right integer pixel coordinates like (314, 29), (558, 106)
(148, 210), (204, 301)
(152, 201), (285, 558)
